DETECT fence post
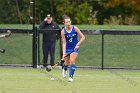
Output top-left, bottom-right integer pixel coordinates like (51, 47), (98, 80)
(32, 27), (37, 68)
(32, 0), (37, 68)
(59, 30), (63, 68)
(101, 34), (104, 70)
(37, 27), (40, 66)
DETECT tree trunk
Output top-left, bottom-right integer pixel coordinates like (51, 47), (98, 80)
(16, 0), (22, 24)
(49, 0), (54, 17)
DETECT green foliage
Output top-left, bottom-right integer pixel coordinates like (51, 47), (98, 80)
(55, 1), (90, 24)
(102, 0), (140, 25)
(55, 0), (74, 23)
(0, 0), (140, 25)
(75, 3), (90, 24)
(104, 14), (139, 25)
(0, 0), (17, 23)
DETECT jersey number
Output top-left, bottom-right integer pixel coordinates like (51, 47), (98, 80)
(69, 37), (73, 42)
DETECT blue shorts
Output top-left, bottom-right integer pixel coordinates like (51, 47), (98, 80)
(66, 48), (79, 54)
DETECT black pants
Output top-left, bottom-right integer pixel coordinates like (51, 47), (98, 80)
(43, 41), (56, 67)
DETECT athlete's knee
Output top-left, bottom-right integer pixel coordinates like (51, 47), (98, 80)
(70, 59), (75, 64)
(64, 62), (69, 66)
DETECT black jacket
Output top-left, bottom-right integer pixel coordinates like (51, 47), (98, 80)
(39, 21), (61, 42)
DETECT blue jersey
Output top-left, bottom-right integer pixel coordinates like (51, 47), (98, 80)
(64, 25), (78, 51)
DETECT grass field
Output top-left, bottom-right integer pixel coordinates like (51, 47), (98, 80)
(0, 24), (140, 30)
(0, 68), (140, 93)
(0, 33), (32, 64)
(0, 34), (140, 68)
(0, 25), (140, 93)
(0, 24), (140, 68)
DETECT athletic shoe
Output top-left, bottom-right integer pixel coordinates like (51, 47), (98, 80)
(68, 77), (73, 82)
(62, 69), (67, 78)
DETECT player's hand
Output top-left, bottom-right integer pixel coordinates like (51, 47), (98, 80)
(74, 45), (80, 51)
(62, 53), (66, 59)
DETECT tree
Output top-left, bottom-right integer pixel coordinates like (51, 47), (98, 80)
(0, 0), (139, 25)
(55, 0), (91, 24)
(87, 0), (140, 25)
(0, 0), (17, 24)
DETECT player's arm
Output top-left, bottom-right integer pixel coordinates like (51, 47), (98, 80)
(61, 29), (66, 58)
(0, 30), (11, 38)
(74, 26), (85, 49)
(0, 35), (5, 38)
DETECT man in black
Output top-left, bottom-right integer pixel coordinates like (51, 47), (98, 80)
(39, 14), (60, 67)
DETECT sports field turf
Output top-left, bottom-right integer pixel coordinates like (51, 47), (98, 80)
(0, 25), (140, 93)
(0, 33), (140, 68)
(0, 68), (139, 93)
(0, 24), (140, 30)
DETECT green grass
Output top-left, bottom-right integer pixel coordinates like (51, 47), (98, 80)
(0, 33), (140, 68)
(0, 68), (139, 93)
(0, 24), (140, 68)
(103, 35), (140, 67)
(0, 24), (32, 29)
(76, 35), (140, 68)
(0, 33), (32, 64)
(76, 25), (140, 30)
(0, 24), (140, 30)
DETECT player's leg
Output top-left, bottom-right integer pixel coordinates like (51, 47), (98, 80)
(62, 56), (70, 78)
(69, 52), (78, 82)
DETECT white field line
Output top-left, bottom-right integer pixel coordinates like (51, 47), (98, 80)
(14, 88), (50, 90)
(75, 74), (140, 78)
(80, 88), (113, 90)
